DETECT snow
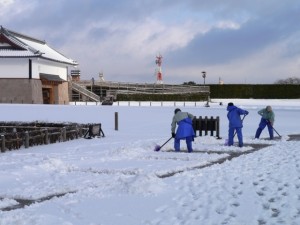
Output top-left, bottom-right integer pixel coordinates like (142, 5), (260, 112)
(0, 99), (300, 225)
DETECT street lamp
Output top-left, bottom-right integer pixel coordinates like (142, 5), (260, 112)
(202, 71), (206, 85)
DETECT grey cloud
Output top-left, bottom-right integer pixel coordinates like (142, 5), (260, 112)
(3, 0), (300, 83)
(166, 3), (300, 67)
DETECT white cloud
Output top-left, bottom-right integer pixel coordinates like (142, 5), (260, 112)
(1, 0), (300, 83)
(60, 18), (210, 81)
(0, 0), (14, 16)
(203, 41), (300, 84)
(0, 0), (36, 21)
(0, 0), (13, 6)
(215, 20), (241, 30)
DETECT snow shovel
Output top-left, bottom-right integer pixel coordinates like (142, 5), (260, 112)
(267, 120), (281, 138)
(225, 114), (247, 145)
(154, 137), (173, 151)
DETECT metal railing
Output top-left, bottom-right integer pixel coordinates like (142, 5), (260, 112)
(76, 80), (209, 95)
(70, 81), (100, 102)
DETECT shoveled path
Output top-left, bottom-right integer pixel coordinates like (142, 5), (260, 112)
(1, 134), (299, 212)
(157, 134), (300, 178)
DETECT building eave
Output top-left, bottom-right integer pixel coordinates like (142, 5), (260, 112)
(0, 26), (78, 66)
(40, 56), (78, 66)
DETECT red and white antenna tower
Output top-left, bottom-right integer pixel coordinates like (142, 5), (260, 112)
(155, 53), (163, 84)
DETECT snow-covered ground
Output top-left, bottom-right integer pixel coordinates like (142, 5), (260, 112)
(0, 99), (300, 225)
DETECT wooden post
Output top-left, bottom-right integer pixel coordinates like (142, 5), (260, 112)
(192, 117), (197, 136)
(115, 112), (119, 131)
(216, 116), (220, 139)
(204, 116), (208, 136)
(210, 116), (214, 136)
(62, 127), (66, 142)
(1, 135), (5, 153)
(199, 116), (203, 136)
(25, 131), (29, 148)
(44, 129), (49, 144)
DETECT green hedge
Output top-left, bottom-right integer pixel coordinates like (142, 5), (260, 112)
(115, 84), (299, 101)
(209, 84), (300, 99)
(117, 93), (209, 101)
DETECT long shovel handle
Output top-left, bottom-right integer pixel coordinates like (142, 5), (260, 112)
(160, 137), (173, 148)
(267, 120), (281, 137)
(272, 127), (281, 137)
(233, 114), (247, 138)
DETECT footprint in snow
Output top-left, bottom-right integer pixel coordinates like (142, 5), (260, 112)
(155, 204), (169, 213)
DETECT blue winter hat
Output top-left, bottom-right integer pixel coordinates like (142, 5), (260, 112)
(228, 102), (234, 106)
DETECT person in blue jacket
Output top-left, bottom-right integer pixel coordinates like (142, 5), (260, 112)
(171, 108), (195, 152)
(227, 102), (249, 147)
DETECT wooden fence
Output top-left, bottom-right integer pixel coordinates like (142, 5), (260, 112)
(0, 122), (101, 153)
(193, 116), (221, 139)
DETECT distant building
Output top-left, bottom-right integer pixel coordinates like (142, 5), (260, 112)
(70, 69), (81, 82)
(219, 77), (224, 85)
(0, 26), (78, 104)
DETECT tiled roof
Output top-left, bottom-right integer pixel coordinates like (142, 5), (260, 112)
(40, 73), (66, 82)
(0, 26), (77, 65)
(0, 49), (39, 57)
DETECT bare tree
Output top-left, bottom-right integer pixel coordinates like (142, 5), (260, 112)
(274, 77), (300, 84)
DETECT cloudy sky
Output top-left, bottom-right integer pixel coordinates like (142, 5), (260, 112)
(1, 0), (300, 84)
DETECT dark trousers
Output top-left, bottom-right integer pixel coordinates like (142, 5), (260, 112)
(174, 136), (193, 152)
(255, 118), (274, 139)
(228, 127), (243, 147)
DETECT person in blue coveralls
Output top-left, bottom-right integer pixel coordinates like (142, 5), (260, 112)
(171, 108), (195, 152)
(227, 102), (249, 147)
(255, 105), (275, 140)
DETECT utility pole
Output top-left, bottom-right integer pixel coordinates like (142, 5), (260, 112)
(91, 77), (95, 92)
(202, 71), (206, 84)
(155, 53), (163, 84)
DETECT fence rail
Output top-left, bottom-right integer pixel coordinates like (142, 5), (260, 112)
(74, 80), (210, 98)
(70, 100), (224, 107)
(0, 122), (101, 152)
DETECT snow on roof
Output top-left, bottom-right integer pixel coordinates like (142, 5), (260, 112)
(0, 26), (78, 65)
(17, 36), (77, 65)
(0, 49), (38, 57)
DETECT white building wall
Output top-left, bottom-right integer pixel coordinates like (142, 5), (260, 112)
(0, 58), (69, 80)
(32, 58), (68, 80)
(0, 58), (29, 78)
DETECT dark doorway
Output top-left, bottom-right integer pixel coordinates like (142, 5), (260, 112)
(42, 88), (52, 104)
